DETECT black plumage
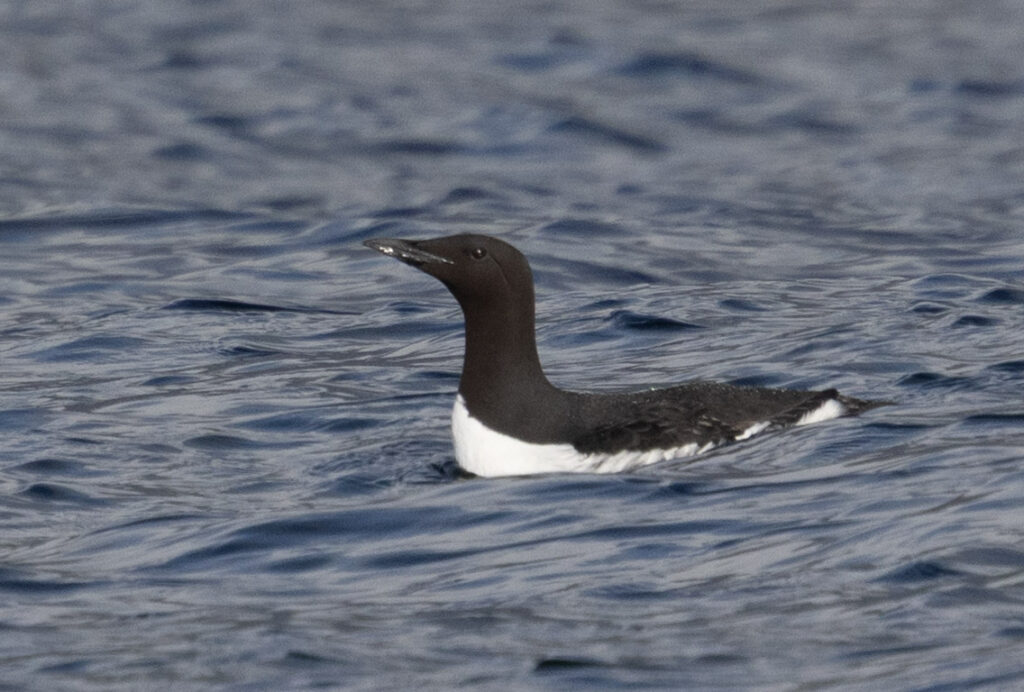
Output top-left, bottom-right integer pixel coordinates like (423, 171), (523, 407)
(365, 234), (884, 463)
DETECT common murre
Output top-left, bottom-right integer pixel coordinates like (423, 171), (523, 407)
(365, 234), (884, 477)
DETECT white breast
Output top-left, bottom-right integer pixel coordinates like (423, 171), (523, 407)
(451, 395), (712, 478)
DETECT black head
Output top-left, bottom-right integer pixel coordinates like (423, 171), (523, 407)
(363, 234), (534, 313)
(365, 233), (556, 408)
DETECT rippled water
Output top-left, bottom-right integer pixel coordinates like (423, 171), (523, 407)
(3, 2), (1024, 690)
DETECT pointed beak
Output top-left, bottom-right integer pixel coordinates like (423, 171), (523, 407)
(363, 238), (453, 268)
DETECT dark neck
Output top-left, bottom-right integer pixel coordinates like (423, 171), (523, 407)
(455, 290), (560, 415)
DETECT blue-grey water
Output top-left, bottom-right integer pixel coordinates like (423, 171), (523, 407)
(3, 2), (1024, 690)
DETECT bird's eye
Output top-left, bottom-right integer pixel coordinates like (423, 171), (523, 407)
(471, 247), (487, 260)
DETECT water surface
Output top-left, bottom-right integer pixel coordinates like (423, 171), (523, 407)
(2, 2), (1024, 689)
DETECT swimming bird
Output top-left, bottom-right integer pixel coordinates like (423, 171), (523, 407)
(364, 234), (882, 477)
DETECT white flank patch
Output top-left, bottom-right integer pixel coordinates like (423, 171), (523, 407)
(735, 420), (771, 441)
(795, 398), (846, 426)
(451, 395), (713, 478)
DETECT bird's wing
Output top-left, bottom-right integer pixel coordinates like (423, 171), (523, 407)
(570, 384), (844, 455)
(571, 399), (741, 454)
